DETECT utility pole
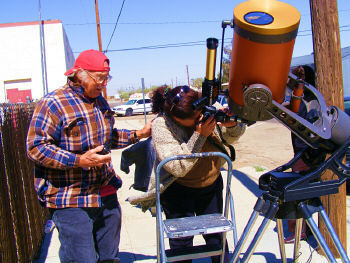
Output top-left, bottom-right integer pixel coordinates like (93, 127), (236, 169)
(309, 0), (346, 257)
(186, 65), (190, 87)
(38, 0), (48, 96)
(141, 78), (147, 124)
(94, 0), (107, 99)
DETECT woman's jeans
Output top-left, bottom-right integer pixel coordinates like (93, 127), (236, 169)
(50, 194), (121, 263)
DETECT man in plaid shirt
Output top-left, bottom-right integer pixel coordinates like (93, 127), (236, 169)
(26, 49), (151, 263)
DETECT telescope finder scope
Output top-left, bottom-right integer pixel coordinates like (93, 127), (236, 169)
(205, 38), (218, 81)
(192, 38), (220, 110)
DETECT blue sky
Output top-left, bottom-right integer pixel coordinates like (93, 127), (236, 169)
(2, 0), (350, 96)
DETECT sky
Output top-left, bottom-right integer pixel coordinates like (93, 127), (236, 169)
(2, 0), (350, 96)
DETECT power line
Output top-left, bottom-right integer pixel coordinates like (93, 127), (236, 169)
(298, 24), (350, 33)
(65, 20), (221, 26)
(102, 40), (209, 53)
(73, 39), (233, 53)
(105, 0), (126, 52)
(72, 26), (350, 54)
(65, 7), (350, 27)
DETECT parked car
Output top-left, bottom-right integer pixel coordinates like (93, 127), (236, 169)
(112, 98), (152, 116)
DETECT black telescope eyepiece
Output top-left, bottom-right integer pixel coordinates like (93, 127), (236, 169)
(192, 97), (208, 111)
(206, 38), (218, 50)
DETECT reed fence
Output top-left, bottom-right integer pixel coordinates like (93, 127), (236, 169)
(0, 103), (49, 262)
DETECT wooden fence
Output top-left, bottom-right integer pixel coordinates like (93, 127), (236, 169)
(0, 103), (49, 262)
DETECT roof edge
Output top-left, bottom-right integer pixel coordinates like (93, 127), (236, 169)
(0, 19), (62, 28)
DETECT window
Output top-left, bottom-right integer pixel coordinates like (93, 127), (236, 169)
(137, 99), (151, 104)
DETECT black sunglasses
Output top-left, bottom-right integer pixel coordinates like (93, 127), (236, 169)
(170, 86), (190, 111)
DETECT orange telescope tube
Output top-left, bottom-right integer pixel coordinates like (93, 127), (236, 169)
(229, 0), (300, 106)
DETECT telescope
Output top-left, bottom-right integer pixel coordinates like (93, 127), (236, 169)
(200, 0), (350, 152)
(197, 0), (350, 262)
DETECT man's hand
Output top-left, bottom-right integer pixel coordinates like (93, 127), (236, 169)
(78, 145), (111, 168)
(136, 122), (152, 139)
(291, 66), (305, 80)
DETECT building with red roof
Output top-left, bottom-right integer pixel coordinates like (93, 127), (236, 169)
(0, 20), (74, 103)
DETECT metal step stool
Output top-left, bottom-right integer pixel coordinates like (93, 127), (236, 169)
(155, 152), (237, 263)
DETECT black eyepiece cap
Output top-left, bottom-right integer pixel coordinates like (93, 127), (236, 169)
(206, 38), (218, 50)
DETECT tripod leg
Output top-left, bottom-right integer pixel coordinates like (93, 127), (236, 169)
(230, 197), (265, 263)
(298, 202), (338, 263)
(319, 208), (350, 263)
(239, 201), (279, 263)
(293, 218), (303, 262)
(276, 219), (287, 263)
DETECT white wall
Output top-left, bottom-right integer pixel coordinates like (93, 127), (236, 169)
(0, 20), (74, 102)
(342, 55), (350, 96)
(291, 46), (350, 96)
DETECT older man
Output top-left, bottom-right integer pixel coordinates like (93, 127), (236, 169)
(27, 49), (151, 263)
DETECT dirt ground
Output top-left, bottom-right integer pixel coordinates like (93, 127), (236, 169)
(233, 119), (294, 170)
(115, 114), (295, 171)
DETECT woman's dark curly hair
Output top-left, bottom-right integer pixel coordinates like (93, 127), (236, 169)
(151, 85), (200, 119)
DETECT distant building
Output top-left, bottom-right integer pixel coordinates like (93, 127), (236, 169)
(291, 46), (350, 96)
(0, 20), (74, 103)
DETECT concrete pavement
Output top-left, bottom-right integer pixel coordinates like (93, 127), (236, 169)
(35, 117), (350, 263)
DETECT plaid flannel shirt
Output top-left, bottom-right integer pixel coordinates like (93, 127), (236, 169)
(26, 84), (138, 208)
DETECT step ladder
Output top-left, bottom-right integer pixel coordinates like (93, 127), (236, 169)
(155, 152), (237, 262)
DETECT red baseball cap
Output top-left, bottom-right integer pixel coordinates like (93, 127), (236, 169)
(64, 49), (110, 76)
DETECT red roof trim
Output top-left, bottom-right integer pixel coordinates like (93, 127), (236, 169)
(0, 20), (62, 28)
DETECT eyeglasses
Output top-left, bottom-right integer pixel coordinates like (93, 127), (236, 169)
(85, 70), (112, 85)
(170, 85), (190, 111)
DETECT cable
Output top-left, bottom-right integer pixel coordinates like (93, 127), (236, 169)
(73, 43), (205, 54)
(73, 39), (236, 53)
(65, 20), (221, 26)
(105, 41), (206, 52)
(64, 10), (350, 26)
(71, 25), (350, 54)
(105, 0), (126, 52)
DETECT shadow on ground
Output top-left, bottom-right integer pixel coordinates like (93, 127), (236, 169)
(33, 231), (53, 263)
(232, 169), (263, 197)
(119, 251), (156, 262)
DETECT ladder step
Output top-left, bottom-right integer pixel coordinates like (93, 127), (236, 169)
(165, 243), (222, 262)
(164, 213), (233, 238)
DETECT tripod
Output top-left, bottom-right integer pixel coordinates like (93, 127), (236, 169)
(230, 142), (350, 263)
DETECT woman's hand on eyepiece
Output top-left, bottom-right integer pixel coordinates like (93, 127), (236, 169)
(196, 115), (216, 137)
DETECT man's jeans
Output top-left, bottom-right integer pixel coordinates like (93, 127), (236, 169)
(51, 194), (121, 263)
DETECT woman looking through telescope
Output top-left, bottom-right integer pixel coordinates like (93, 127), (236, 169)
(149, 85), (246, 262)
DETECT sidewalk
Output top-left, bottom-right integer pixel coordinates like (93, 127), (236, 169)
(36, 119), (350, 263)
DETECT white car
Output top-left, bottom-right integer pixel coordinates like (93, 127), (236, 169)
(112, 98), (152, 116)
